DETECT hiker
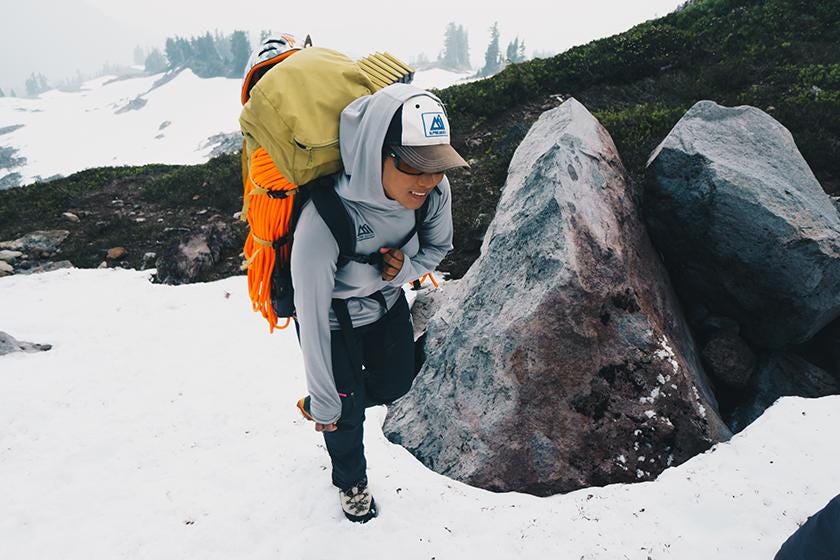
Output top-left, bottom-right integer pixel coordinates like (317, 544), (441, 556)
(293, 83), (468, 522)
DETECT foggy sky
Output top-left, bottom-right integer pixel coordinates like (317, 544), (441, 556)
(1, 0), (684, 95)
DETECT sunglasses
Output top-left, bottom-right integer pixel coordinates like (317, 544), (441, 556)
(387, 152), (435, 176)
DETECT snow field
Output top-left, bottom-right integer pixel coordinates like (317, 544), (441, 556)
(0, 67), (476, 187)
(0, 268), (837, 559)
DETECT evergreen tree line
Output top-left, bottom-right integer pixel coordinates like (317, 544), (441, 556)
(151, 30), (254, 78)
(25, 73), (50, 96)
(427, 21), (530, 77)
(438, 23), (471, 72)
(479, 22), (527, 77)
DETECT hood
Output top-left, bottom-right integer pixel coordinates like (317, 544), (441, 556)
(337, 83), (446, 211)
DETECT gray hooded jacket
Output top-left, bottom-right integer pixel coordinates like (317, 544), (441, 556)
(290, 84), (454, 424)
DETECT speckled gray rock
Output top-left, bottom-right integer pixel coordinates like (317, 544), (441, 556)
(0, 332), (52, 355)
(727, 353), (840, 432)
(16, 260), (74, 275)
(645, 101), (840, 349)
(384, 98), (730, 496)
(410, 280), (459, 341)
(155, 220), (237, 284)
(0, 250), (23, 263)
(0, 230), (70, 256)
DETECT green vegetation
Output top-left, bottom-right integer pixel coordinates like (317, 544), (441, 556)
(0, 153), (245, 273)
(139, 152), (241, 208)
(0, 153), (242, 234)
(3, 0), (837, 279)
(441, 0), (840, 191)
(0, 164), (175, 233)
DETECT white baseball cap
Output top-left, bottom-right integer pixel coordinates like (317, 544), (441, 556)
(384, 95), (469, 173)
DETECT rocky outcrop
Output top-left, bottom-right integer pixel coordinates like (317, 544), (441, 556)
(728, 353), (840, 432)
(384, 99), (730, 496)
(154, 219), (240, 284)
(0, 332), (52, 355)
(410, 280), (459, 341)
(645, 101), (840, 349)
(16, 260), (74, 275)
(202, 132), (243, 158)
(0, 230), (70, 257)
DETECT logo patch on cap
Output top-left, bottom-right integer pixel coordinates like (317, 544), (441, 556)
(421, 112), (448, 138)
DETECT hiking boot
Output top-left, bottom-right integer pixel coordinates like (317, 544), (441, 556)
(296, 395), (314, 422)
(339, 478), (378, 523)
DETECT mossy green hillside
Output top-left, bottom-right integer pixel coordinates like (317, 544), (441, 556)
(2, 0), (837, 279)
(0, 153), (245, 272)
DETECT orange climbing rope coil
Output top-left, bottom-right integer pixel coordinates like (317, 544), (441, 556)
(242, 146), (298, 332)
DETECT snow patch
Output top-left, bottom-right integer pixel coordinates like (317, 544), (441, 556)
(0, 269), (837, 559)
(654, 335), (680, 373)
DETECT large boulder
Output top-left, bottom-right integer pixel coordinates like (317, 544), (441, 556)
(645, 101), (840, 349)
(384, 99), (730, 496)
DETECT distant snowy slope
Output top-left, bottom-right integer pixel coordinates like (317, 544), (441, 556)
(0, 70), (241, 186)
(410, 68), (476, 90)
(0, 68), (473, 188)
(0, 267), (837, 560)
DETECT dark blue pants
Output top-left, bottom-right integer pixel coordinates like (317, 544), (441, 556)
(325, 292), (416, 489)
(775, 494), (840, 559)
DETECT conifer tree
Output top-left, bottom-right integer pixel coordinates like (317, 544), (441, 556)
(165, 37), (184, 68)
(480, 22), (502, 77)
(230, 30), (251, 77)
(440, 22), (459, 70)
(25, 73), (50, 96)
(505, 37), (527, 64)
(145, 49), (168, 74)
(439, 23), (470, 71)
(506, 38), (519, 63)
(456, 25), (470, 70)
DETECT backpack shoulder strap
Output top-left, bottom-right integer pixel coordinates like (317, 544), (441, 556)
(310, 182), (443, 268)
(308, 176), (356, 266)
